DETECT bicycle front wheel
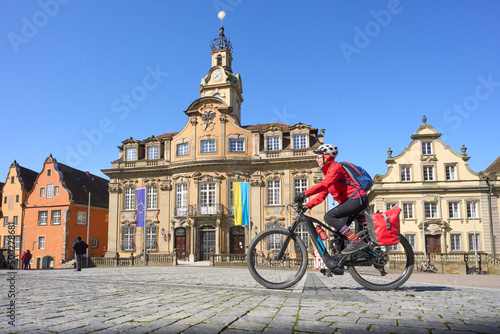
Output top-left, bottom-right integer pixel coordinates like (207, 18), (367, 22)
(348, 234), (414, 291)
(247, 229), (308, 289)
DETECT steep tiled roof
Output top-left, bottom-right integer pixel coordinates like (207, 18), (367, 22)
(485, 156), (500, 172)
(18, 166), (38, 192)
(55, 163), (109, 209)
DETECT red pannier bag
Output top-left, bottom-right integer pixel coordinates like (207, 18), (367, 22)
(373, 206), (401, 246)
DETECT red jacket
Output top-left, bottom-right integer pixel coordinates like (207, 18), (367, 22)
(304, 160), (366, 209)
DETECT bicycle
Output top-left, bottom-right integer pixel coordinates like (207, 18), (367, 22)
(247, 202), (414, 291)
(417, 261), (438, 273)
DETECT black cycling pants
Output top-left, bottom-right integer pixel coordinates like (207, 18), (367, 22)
(324, 197), (369, 231)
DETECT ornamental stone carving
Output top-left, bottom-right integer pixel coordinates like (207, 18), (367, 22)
(291, 169), (311, 179)
(250, 178), (264, 187)
(192, 171), (223, 183)
(479, 171), (497, 181)
(122, 179), (137, 189)
(172, 174), (191, 184)
(313, 175), (324, 184)
(373, 175), (383, 184)
(264, 171), (283, 180)
(144, 178), (159, 187)
(160, 179), (172, 191)
(109, 183), (121, 193)
(227, 172), (249, 182)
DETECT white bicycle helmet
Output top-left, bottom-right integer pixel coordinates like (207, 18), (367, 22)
(313, 144), (338, 159)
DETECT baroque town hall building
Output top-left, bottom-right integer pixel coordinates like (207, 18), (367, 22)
(102, 27), (327, 262)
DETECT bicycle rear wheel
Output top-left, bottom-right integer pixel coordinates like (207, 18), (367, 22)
(348, 234), (414, 291)
(247, 229), (308, 289)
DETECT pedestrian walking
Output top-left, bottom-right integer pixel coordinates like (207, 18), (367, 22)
(72, 236), (88, 271)
(21, 251), (29, 269)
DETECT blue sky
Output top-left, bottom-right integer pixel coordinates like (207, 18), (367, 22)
(1, 0), (499, 181)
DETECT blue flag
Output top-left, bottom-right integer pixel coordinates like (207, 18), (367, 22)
(136, 188), (146, 227)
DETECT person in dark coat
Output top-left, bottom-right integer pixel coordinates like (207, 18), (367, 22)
(72, 236), (88, 271)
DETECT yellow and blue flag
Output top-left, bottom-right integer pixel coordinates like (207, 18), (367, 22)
(233, 182), (249, 226)
(136, 188), (146, 227)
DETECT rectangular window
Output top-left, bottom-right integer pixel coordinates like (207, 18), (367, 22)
(467, 201), (479, 218)
(469, 233), (480, 251)
(54, 186), (59, 196)
(124, 187), (135, 210)
(91, 238), (99, 249)
(403, 203), (414, 219)
(294, 179), (308, 196)
(3, 196), (6, 204)
(386, 203), (396, 211)
(146, 226), (158, 252)
(38, 236), (45, 250)
(401, 166), (411, 182)
(175, 184), (188, 216)
(425, 202), (439, 219)
(3, 217), (8, 227)
(3, 236), (9, 248)
(422, 142), (432, 155)
(40, 187), (45, 197)
(201, 140), (216, 153)
(16, 195), (19, 203)
(14, 236), (21, 250)
(10, 176), (14, 184)
(76, 211), (87, 225)
(125, 148), (137, 161)
(46, 184), (53, 199)
(267, 136), (280, 151)
(450, 234), (462, 251)
(121, 226), (135, 252)
(267, 180), (281, 205)
(148, 146), (159, 160)
(199, 183), (216, 213)
(51, 210), (61, 225)
(38, 211), (48, 225)
(295, 223), (310, 251)
(177, 143), (189, 156)
(229, 140), (244, 152)
(13, 216), (18, 227)
(423, 166), (435, 181)
(47, 169), (52, 177)
(146, 186), (157, 209)
(293, 134), (307, 149)
(446, 165), (457, 181)
(405, 234), (416, 250)
(449, 202), (460, 219)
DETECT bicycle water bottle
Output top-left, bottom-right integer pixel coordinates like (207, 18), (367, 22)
(316, 226), (328, 240)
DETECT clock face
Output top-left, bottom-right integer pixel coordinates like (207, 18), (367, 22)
(211, 69), (223, 81)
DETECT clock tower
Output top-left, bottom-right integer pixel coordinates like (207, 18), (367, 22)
(199, 26), (243, 123)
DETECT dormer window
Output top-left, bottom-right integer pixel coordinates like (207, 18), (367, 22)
(47, 169), (52, 177)
(147, 146), (159, 160)
(293, 134), (307, 149)
(422, 142), (432, 155)
(125, 148), (137, 161)
(267, 136), (280, 151)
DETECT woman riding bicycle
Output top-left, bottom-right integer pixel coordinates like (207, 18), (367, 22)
(295, 144), (369, 254)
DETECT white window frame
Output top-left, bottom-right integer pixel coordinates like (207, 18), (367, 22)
(403, 203), (414, 219)
(177, 143), (189, 156)
(76, 211), (87, 225)
(46, 184), (53, 199)
(450, 234), (462, 251)
(295, 223), (310, 251)
(54, 186), (59, 196)
(267, 136), (280, 151)
(13, 216), (18, 227)
(38, 211), (48, 226)
(423, 166), (435, 181)
(38, 236), (45, 250)
(469, 233), (480, 251)
(121, 226), (135, 252)
(422, 141), (432, 155)
(199, 183), (216, 213)
(449, 202), (460, 219)
(147, 146), (159, 160)
(467, 201), (479, 218)
(146, 186), (158, 209)
(91, 238), (99, 249)
(267, 180), (281, 205)
(146, 226), (158, 252)
(40, 187), (45, 197)
(3, 217), (8, 227)
(201, 140), (216, 153)
(425, 202), (439, 219)
(405, 234), (416, 250)
(446, 165), (457, 181)
(124, 187), (135, 210)
(175, 184), (188, 216)
(401, 166), (412, 182)
(229, 140), (244, 152)
(14, 236), (21, 250)
(294, 179), (308, 199)
(125, 148), (137, 161)
(386, 203), (397, 211)
(51, 210), (61, 225)
(293, 134), (307, 149)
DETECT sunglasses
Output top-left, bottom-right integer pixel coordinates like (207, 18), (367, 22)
(316, 155), (324, 160)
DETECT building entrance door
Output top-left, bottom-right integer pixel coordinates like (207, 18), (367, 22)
(175, 228), (186, 260)
(230, 226), (245, 254)
(426, 235), (441, 253)
(199, 227), (215, 261)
